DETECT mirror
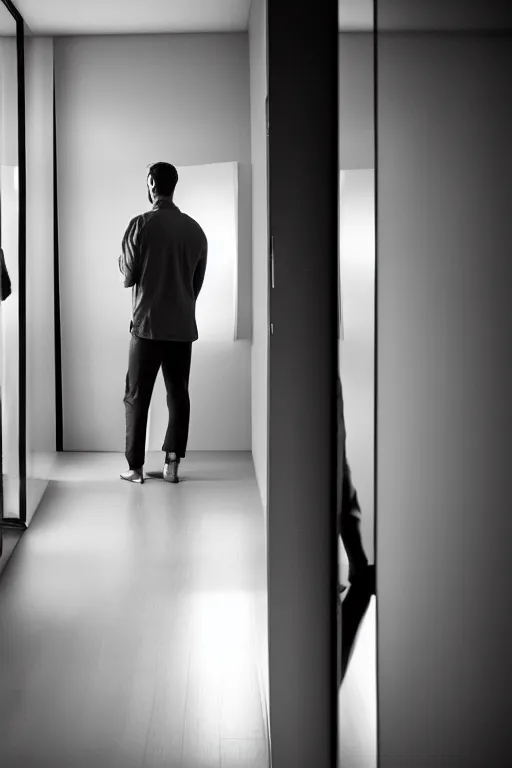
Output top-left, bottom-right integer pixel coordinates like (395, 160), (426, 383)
(24, 25), (58, 526)
(0, 0), (20, 533)
(7, 8), (269, 767)
(2, 2), (272, 765)
(337, 2), (377, 767)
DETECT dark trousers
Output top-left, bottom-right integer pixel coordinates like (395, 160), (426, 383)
(337, 374), (368, 579)
(124, 335), (192, 469)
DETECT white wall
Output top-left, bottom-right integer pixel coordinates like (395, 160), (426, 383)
(377, 31), (512, 767)
(0, 36), (17, 166)
(248, 0), (269, 727)
(339, 33), (374, 170)
(249, 0), (268, 509)
(54, 34), (252, 452)
(25, 37), (57, 521)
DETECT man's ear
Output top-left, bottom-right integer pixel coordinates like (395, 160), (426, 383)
(148, 174), (156, 191)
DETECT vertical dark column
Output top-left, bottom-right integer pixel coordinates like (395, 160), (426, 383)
(53, 72), (63, 451)
(267, 0), (338, 765)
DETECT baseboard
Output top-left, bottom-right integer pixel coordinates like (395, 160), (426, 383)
(0, 517), (27, 531)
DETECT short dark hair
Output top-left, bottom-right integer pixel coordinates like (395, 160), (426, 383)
(147, 162), (179, 197)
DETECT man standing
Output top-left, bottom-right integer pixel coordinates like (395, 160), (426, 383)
(118, 162), (207, 484)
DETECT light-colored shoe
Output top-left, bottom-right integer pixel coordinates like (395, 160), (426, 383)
(163, 460), (179, 484)
(120, 468), (144, 484)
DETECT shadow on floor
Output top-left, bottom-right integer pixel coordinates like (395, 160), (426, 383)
(0, 528), (24, 579)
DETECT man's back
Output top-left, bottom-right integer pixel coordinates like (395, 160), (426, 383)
(120, 199), (208, 342)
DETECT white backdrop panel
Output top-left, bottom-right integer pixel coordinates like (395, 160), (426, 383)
(173, 161), (238, 342)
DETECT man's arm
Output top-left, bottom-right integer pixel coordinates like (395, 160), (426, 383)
(119, 216), (142, 287)
(193, 239), (208, 299)
(0, 248), (12, 301)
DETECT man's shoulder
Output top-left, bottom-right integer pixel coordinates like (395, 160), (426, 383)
(125, 212), (147, 232)
(179, 211), (206, 241)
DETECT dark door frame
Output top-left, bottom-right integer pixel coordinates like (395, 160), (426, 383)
(266, 0), (339, 765)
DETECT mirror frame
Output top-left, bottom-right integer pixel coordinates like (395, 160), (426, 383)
(0, 0), (27, 530)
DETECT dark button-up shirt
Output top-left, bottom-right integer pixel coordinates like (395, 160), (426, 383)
(119, 198), (208, 341)
(0, 248), (12, 302)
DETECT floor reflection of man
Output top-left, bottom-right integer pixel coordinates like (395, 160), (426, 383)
(337, 373), (375, 685)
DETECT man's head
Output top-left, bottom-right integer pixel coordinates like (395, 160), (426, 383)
(147, 162), (179, 204)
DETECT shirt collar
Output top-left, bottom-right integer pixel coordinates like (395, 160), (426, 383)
(152, 196), (178, 211)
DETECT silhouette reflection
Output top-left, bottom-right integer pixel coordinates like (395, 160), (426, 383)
(337, 373), (375, 687)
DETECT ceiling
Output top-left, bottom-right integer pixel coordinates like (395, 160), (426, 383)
(3, 0), (253, 36)
(3, 1), (371, 36)
(1, 0), (510, 37)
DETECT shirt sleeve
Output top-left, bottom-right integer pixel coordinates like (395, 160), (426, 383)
(119, 216), (142, 288)
(193, 237), (208, 299)
(0, 247), (12, 301)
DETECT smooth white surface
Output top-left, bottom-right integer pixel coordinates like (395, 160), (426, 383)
(15, 0), (252, 35)
(248, 0), (268, 512)
(55, 34), (252, 451)
(174, 162), (238, 343)
(339, 598), (377, 768)
(339, 169), (375, 562)
(0, 5), (16, 37)
(0, 39), (17, 166)
(248, 0), (269, 718)
(25, 37), (57, 523)
(0, 451), (269, 768)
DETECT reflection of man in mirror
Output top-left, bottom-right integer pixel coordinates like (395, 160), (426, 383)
(337, 372), (375, 684)
(337, 374), (375, 593)
(118, 162), (208, 484)
(0, 248), (12, 302)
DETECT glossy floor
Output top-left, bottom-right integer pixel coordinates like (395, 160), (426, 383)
(0, 451), (269, 768)
(339, 597), (377, 768)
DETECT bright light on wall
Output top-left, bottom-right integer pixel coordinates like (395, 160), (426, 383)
(174, 161), (239, 343)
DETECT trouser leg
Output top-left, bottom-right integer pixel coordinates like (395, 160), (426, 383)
(337, 374), (368, 580)
(161, 341), (192, 460)
(123, 335), (161, 469)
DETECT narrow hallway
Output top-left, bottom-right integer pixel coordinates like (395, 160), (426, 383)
(0, 452), (269, 768)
